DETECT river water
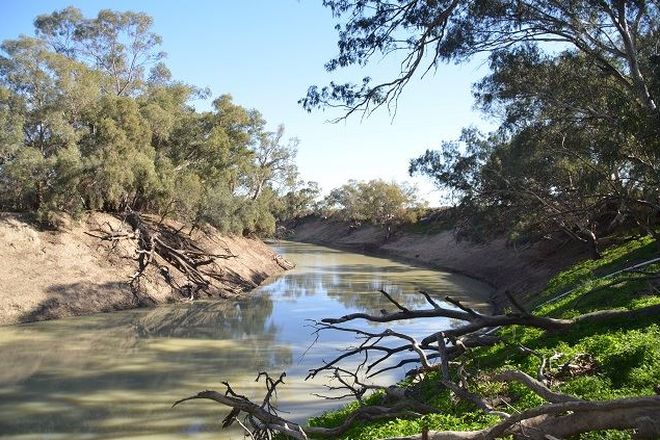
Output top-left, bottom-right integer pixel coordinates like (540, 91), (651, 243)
(0, 241), (491, 439)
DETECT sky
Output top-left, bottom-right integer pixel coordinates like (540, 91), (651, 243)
(0, 0), (495, 204)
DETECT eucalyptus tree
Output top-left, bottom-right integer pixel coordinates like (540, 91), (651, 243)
(34, 6), (165, 96)
(0, 36), (102, 213)
(0, 7), (298, 236)
(305, 0), (659, 250)
(247, 124), (299, 201)
(274, 180), (321, 221)
(302, 0), (659, 117)
(324, 179), (422, 236)
(410, 44), (659, 252)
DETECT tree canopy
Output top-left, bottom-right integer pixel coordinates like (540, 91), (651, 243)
(0, 7), (305, 236)
(323, 179), (423, 235)
(305, 0), (660, 254)
(302, 0), (658, 117)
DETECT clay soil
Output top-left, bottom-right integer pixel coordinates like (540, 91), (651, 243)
(290, 216), (588, 308)
(0, 212), (287, 326)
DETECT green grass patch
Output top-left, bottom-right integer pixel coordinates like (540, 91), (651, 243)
(536, 236), (657, 305)
(305, 237), (659, 439)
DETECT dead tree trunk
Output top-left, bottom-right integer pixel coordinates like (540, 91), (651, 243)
(88, 210), (239, 301)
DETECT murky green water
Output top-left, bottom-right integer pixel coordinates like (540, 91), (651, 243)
(0, 241), (491, 439)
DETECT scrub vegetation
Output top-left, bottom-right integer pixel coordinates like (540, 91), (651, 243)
(0, 7), (303, 236)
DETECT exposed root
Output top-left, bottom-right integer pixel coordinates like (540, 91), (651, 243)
(89, 210), (239, 301)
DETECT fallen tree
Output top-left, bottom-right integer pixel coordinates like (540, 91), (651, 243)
(174, 263), (660, 440)
(174, 369), (660, 439)
(85, 210), (247, 302)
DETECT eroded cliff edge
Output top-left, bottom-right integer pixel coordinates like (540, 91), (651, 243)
(0, 212), (288, 326)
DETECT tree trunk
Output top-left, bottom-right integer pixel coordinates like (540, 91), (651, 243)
(252, 180), (264, 201)
(588, 230), (601, 260)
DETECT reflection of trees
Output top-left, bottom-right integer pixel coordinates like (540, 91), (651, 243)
(0, 294), (294, 439)
(268, 241), (344, 256)
(266, 262), (488, 316)
(134, 295), (276, 340)
(0, 294), (287, 384)
(133, 295), (291, 371)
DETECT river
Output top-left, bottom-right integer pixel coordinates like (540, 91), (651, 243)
(0, 241), (492, 439)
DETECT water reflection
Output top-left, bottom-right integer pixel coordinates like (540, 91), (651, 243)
(265, 242), (489, 314)
(0, 241), (491, 439)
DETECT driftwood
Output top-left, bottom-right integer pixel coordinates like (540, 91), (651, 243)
(388, 396), (660, 440)
(88, 211), (238, 301)
(175, 284), (660, 439)
(175, 370), (660, 440)
(321, 291), (660, 341)
(173, 372), (309, 440)
(174, 372), (440, 439)
(307, 289), (660, 381)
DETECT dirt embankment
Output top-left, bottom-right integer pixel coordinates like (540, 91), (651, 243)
(0, 212), (288, 326)
(289, 217), (587, 306)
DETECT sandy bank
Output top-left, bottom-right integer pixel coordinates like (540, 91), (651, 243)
(289, 217), (587, 306)
(0, 212), (288, 326)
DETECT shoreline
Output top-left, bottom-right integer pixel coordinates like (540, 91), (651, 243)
(278, 237), (500, 305)
(286, 216), (590, 309)
(1, 212), (588, 327)
(0, 212), (288, 326)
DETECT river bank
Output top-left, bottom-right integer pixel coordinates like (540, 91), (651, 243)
(305, 236), (660, 440)
(0, 212), (288, 326)
(288, 216), (590, 308)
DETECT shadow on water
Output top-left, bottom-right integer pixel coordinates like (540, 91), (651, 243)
(19, 281), (132, 323)
(0, 241), (493, 439)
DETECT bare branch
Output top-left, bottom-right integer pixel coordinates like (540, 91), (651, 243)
(492, 370), (580, 403)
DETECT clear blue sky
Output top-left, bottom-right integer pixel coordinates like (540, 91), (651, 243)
(1, 0), (493, 204)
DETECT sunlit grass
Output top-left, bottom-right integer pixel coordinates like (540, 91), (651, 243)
(305, 236), (659, 439)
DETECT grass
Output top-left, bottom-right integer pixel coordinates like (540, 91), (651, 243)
(305, 236), (660, 440)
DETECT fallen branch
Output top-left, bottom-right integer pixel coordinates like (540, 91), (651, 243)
(175, 373), (660, 440)
(320, 290), (660, 344)
(89, 211), (241, 300)
(387, 396), (660, 440)
(174, 372), (437, 440)
(491, 370), (579, 403)
(173, 372), (309, 440)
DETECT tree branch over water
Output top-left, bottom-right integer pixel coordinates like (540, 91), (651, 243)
(175, 284), (660, 439)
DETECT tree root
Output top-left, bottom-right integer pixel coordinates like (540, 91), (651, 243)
(89, 211), (239, 301)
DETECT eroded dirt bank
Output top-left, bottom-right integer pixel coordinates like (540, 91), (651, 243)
(0, 212), (288, 326)
(289, 216), (587, 306)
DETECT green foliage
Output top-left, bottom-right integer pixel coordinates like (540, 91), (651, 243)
(310, 238), (659, 439)
(0, 7), (298, 235)
(304, 1), (659, 117)
(246, 124), (299, 201)
(323, 179), (424, 234)
(536, 236), (658, 306)
(272, 180), (321, 222)
(306, 1), (660, 252)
